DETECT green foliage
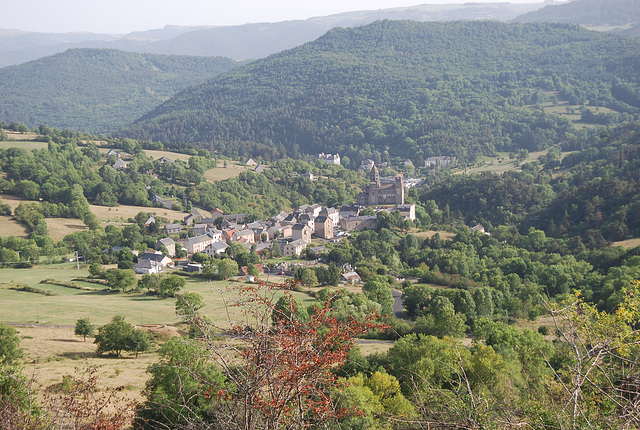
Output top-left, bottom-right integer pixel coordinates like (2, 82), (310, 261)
(137, 337), (227, 429)
(203, 258), (239, 280)
(104, 268), (137, 292)
(93, 316), (149, 357)
(272, 295), (309, 325)
(175, 292), (204, 323)
(362, 276), (395, 316)
(0, 323), (22, 365)
(157, 274), (186, 298)
(414, 296), (467, 338)
(74, 318), (94, 342)
(0, 49), (238, 133)
(123, 21), (640, 164)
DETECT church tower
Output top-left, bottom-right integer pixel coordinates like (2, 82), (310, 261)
(395, 174), (405, 205)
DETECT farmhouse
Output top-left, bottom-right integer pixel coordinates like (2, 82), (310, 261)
(164, 223), (181, 235)
(133, 252), (173, 274)
(292, 224), (312, 244)
(283, 239), (307, 257)
(155, 238), (176, 257)
(205, 241), (229, 257)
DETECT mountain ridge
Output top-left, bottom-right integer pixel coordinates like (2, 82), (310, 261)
(0, 2), (544, 67)
(119, 20), (640, 164)
(0, 48), (238, 133)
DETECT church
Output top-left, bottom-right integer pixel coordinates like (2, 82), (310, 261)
(356, 164), (404, 206)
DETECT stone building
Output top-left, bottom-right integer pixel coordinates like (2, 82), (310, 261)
(356, 164), (404, 206)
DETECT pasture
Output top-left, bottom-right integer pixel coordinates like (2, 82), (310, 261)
(0, 214), (28, 237)
(0, 265), (315, 328)
(612, 238), (640, 249)
(88, 203), (186, 226)
(0, 195), (184, 239)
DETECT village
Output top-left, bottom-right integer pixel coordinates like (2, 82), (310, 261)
(132, 157), (418, 283)
(136, 199), (416, 281)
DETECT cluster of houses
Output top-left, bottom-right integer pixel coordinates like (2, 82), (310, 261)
(132, 203), (416, 276)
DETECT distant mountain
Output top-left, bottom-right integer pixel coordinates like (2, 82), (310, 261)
(0, 49), (238, 133)
(513, 0), (640, 37)
(0, 3), (544, 67)
(119, 20), (640, 164)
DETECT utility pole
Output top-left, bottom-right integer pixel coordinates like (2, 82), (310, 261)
(75, 251), (79, 270)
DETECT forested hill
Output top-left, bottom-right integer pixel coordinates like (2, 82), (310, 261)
(513, 0), (640, 37)
(120, 20), (640, 165)
(0, 49), (238, 133)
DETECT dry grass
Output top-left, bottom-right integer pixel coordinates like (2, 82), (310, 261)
(89, 203), (186, 225)
(141, 149), (193, 163)
(410, 230), (455, 241)
(0, 194), (33, 210)
(204, 161), (248, 182)
(16, 325), (159, 403)
(4, 131), (40, 141)
(612, 238), (640, 249)
(45, 218), (89, 241)
(0, 214), (28, 237)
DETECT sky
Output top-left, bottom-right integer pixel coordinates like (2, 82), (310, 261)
(2, 0), (546, 34)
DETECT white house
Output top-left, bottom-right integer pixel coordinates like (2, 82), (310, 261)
(205, 241), (229, 257)
(133, 252), (173, 274)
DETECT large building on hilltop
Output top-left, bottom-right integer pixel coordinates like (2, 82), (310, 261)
(356, 164), (404, 206)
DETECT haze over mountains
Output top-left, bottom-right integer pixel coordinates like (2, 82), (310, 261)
(1, 0), (640, 142)
(0, 3), (546, 68)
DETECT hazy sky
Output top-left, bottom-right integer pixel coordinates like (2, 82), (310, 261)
(3, 0), (546, 34)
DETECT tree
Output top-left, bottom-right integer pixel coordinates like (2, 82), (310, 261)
(543, 281), (640, 428)
(94, 316), (149, 358)
(300, 267), (318, 287)
(179, 281), (385, 429)
(105, 269), (137, 292)
(0, 324), (21, 365)
(175, 292), (204, 323)
(362, 276), (394, 316)
(415, 296), (467, 338)
(217, 258), (239, 280)
(157, 275), (186, 298)
(136, 338), (226, 429)
(271, 242), (282, 258)
(74, 318), (94, 342)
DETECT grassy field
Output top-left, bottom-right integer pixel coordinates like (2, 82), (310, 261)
(0, 214), (28, 237)
(89, 203), (186, 226)
(45, 218), (89, 241)
(16, 325), (159, 403)
(204, 162), (248, 182)
(527, 89), (622, 131)
(0, 195), (187, 238)
(410, 229), (456, 241)
(0, 265), (315, 328)
(612, 238), (640, 249)
(126, 148), (248, 182)
(0, 140), (49, 151)
(1, 266), (321, 409)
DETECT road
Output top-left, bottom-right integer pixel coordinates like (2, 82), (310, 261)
(391, 289), (406, 319)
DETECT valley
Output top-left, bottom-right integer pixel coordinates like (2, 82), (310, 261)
(2, 3), (640, 428)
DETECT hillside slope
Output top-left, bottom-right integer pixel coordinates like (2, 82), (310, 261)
(0, 49), (238, 133)
(513, 0), (640, 37)
(120, 20), (640, 164)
